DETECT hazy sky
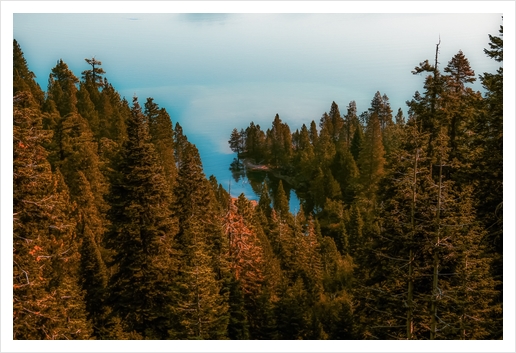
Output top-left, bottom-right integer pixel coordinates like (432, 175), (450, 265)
(12, 12), (503, 154)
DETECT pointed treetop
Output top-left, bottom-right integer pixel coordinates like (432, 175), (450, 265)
(273, 180), (290, 218)
(485, 25), (503, 62)
(82, 57), (106, 87)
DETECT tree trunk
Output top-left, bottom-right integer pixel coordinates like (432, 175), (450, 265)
(406, 148), (418, 339)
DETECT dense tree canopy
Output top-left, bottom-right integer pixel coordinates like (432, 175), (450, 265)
(12, 24), (503, 340)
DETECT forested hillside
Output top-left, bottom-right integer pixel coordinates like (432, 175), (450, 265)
(12, 24), (502, 340)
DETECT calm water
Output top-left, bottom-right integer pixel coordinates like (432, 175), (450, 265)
(187, 131), (301, 213)
(14, 14), (500, 215)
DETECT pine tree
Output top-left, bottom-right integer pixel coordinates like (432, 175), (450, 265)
(309, 167), (341, 211)
(228, 128), (244, 163)
(426, 128), (497, 340)
(318, 199), (348, 254)
(104, 97), (177, 339)
(309, 120), (319, 147)
(348, 203), (364, 257)
(268, 114), (292, 167)
(293, 213), (324, 298)
(357, 112), (385, 202)
(442, 50), (483, 180)
(407, 40), (447, 167)
(368, 91), (394, 138)
(223, 196), (270, 339)
(316, 290), (355, 339)
(144, 98), (177, 193)
(431, 185), (498, 339)
(80, 57), (105, 110)
(292, 124), (316, 184)
(75, 172), (109, 337)
(273, 180), (290, 220)
(14, 93), (92, 339)
(245, 122), (267, 162)
(249, 288), (279, 339)
(173, 122), (189, 166)
(314, 125), (336, 170)
(224, 196), (265, 296)
(76, 83), (100, 138)
(96, 82), (129, 143)
(47, 59), (79, 118)
(258, 181), (273, 220)
(171, 217), (228, 339)
(350, 123), (363, 162)
(475, 26), (503, 329)
(319, 236), (354, 295)
(344, 100), (358, 148)
(173, 142), (229, 339)
(331, 141), (359, 205)
(46, 105), (110, 334)
(82, 57), (106, 90)
(227, 278), (250, 339)
(13, 40), (44, 105)
(320, 101), (344, 142)
(360, 80), (499, 340)
(358, 117), (433, 339)
(275, 278), (311, 339)
(53, 111), (107, 208)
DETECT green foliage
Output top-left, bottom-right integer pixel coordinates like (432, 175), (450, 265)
(12, 28), (503, 340)
(292, 124), (315, 183)
(267, 114), (292, 167)
(273, 181), (290, 219)
(13, 40), (44, 105)
(145, 98), (178, 193)
(314, 126), (336, 170)
(275, 279), (311, 339)
(47, 59), (79, 117)
(228, 128), (244, 162)
(475, 26), (503, 310)
(245, 122), (267, 161)
(357, 112), (385, 201)
(173, 142), (229, 339)
(343, 100), (358, 148)
(320, 101), (344, 142)
(369, 91), (393, 132)
(331, 144), (359, 204)
(258, 182), (273, 219)
(171, 218), (228, 339)
(227, 279), (250, 339)
(105, 97), (178, 339)
(97, 82), (129, 143)
(350, 124), (363, 162)
(76, 83), (100, 136)
(81, 57), (106, 89)
(14, 94), (93, 338)
(316, 291), (355, 339)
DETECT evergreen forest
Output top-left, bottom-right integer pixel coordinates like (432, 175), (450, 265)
(12, 24), (503, 340)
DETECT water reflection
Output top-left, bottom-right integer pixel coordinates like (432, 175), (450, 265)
(190, 133), (300, 213)
(229, 162), (301, 213)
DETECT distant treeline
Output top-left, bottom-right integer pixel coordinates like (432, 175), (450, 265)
(13, 23), (502, 340)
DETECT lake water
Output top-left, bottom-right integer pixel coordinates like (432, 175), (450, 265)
(188, 132), (301, 213)
(15, 14), (500, 217)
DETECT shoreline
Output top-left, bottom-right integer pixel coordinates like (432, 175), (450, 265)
(242, 158), (299, 188)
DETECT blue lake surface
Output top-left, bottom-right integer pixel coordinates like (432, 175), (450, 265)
(188, 132), (301, 213)
(13, 13), (501, 216)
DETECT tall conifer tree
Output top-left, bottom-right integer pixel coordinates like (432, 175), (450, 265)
(172, 142), (229, 339)
(357, 112), (385, 202)
(13, 40), (44, 105)
(14, 93), (92, 339)
(105, 97), (177, 339)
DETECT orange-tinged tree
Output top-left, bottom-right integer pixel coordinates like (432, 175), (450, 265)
(13, 93), (92, 339)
